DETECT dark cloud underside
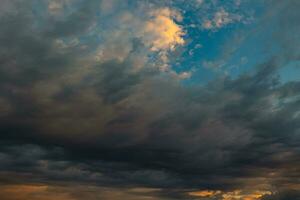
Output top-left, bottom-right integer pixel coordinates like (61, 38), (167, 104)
(0, 0), (299, 199)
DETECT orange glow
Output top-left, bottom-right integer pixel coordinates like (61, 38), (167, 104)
(1, 185), (48, 192)
(0, 184), (74, 200)
(188, 190), (222, 197)
(188, 189), (272, 200)
(142, 8), (185, 52)
(222, 190), (272, 200)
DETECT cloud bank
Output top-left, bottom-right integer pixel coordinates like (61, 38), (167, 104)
(0, 0), (299, 199)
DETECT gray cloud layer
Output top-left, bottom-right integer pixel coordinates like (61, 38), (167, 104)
(0, 0), (299, 199)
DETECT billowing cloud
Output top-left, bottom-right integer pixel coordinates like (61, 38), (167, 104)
(141, 7), (185, 52)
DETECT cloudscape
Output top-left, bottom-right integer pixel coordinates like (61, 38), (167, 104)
(0, 0), (299, 199)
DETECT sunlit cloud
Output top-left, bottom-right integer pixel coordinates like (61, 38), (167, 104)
(188, 190), (222, 197)
(188, 189), (272, 200)
(141, 7), (185, 52)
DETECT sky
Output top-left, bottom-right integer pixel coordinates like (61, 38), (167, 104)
(0, 0), (299, 200)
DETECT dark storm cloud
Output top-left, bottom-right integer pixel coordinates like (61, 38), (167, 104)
(44, 1), (100, 37)
(261, 190), (300, 200)
(0, 0), (299, 199)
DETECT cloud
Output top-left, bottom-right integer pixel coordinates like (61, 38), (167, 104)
(0, 184), (169, 200)
(188, 189), (272, 200)
(188, 190), (222, 198)
(141, 7), (185, 52)
(0, 0), (299, 200)
(202, 8), (242, 30)
(261, 190), (300, 200)
(48, 0), (71, 15)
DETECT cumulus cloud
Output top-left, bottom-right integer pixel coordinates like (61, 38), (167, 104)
(140, 7), (185, 52)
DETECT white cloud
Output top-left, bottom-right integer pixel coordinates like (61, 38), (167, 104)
(202, 8), (242, 30)
(48, 0), (73, 16)
(195, 0), (205, 6)
(176, 71), (192, 79)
